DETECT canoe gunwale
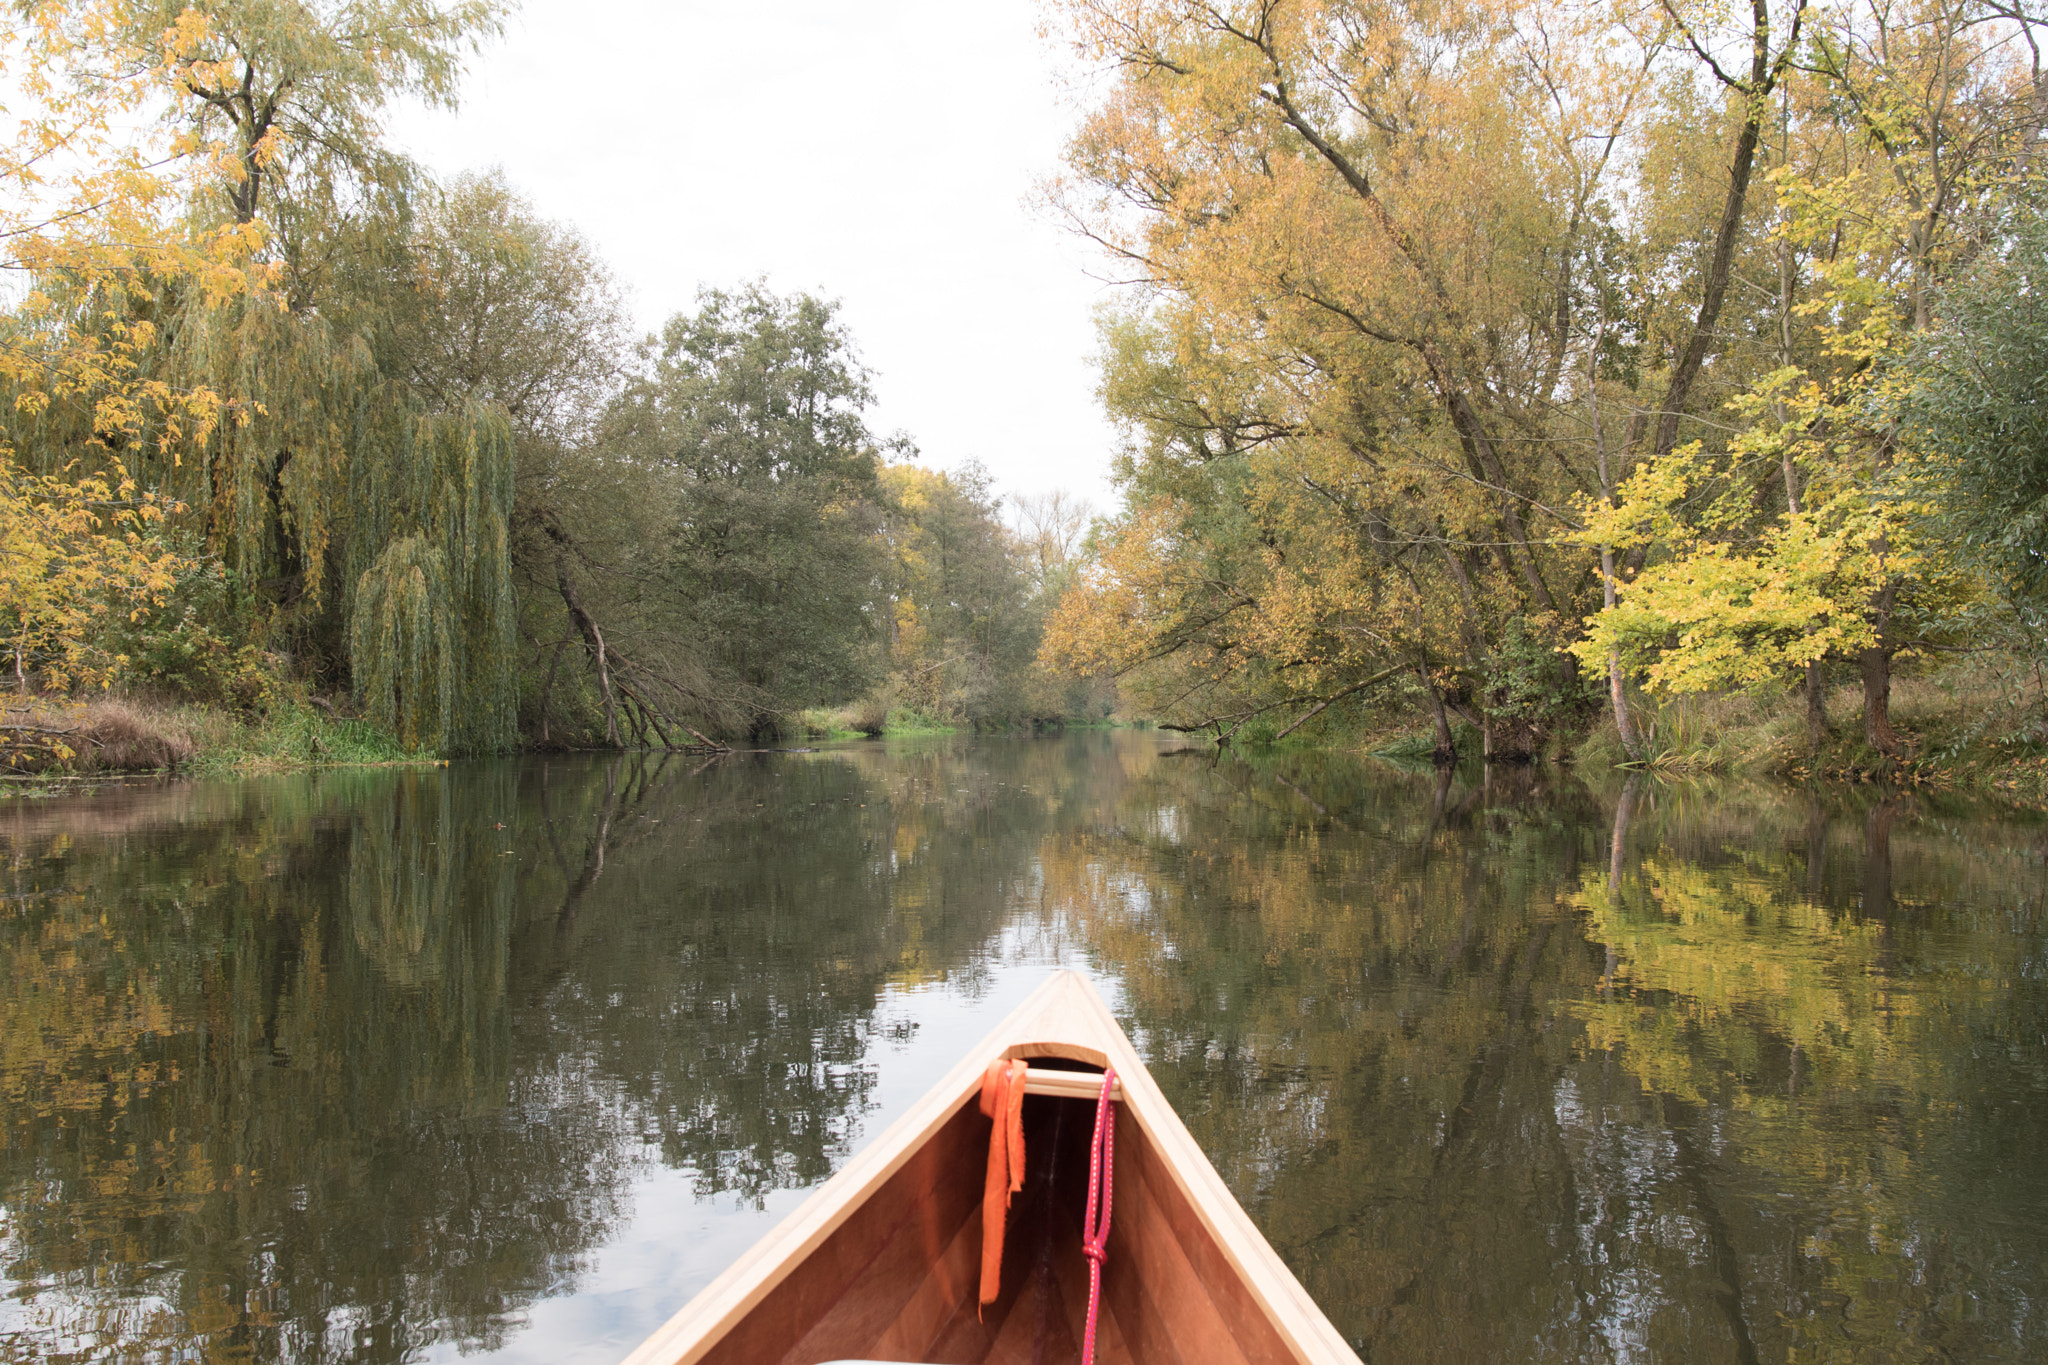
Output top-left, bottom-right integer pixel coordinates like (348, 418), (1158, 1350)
(616, 971), (1356, 1365)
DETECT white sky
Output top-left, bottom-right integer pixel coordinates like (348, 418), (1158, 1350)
(388, 0), (1124, 513)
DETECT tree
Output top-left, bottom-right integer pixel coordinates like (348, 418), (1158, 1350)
(1042, 0), (2048, 761)
(1039, 0), (1812, 757)
(0, 459), (185, 697)
(144, 0), (506, 242)
(345, 172), (658, 747)
(1903, 202), (2048, 655)
(367, 170), (628, 456)
(648, 286), (887, 726)
(878, 462), (1042, 726)
(529, 284), (892, 745)
(2, 0), (522, 752)
(1010, 488), (1095, 597)
(0, 3), (265, 708)
(1565, 0), (2046, 758)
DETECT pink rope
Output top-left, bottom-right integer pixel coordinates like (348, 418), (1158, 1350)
(1080, 1067), (1118, 1365)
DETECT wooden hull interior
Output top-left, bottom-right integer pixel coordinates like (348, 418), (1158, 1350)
(697, 1073), (1295, 1365)
(620, 973), (1357, 1365)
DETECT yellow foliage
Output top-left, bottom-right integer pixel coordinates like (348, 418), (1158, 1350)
(0, 2), (267, 706)
(1, 2), (266, 443)
(0, 454), (188, 694)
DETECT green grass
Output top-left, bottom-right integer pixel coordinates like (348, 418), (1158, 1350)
(793, 708), (870, 742)
(877, 705), (958, 736)
(1367, 721), (1483, 762)
(180, 702), (428, 773)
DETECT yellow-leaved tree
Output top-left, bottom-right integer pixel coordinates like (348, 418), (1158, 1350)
(0, 1), (265, 713)
(1569, 0), (2038, 759)
(4, 0), (519, 754)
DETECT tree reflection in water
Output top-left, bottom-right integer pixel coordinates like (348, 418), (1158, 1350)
(1, 735), (2044, 1363)
(0, 745), (1061, 1362)
(1039, 751), (2048, 1362)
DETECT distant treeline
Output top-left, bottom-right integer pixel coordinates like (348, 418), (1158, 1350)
(0, 0), (1107, 756)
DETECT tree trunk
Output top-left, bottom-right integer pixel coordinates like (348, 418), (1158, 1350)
(538, 636), (566, 745)
(1607, 648), (1644, 758)
(1425, 670), (1458, 765)
(554, 548), (621, 748)
(1859, 645), (1899, 755)
(1649, 2), (1797, 463)
(1804, 659), (1828, 754)
(1589, 346), (1644, 765)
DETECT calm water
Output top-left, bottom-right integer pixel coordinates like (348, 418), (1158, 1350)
(3, 733), (2046, 1364)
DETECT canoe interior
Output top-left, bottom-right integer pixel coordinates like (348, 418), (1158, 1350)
(696, 1059), (1296, 1365)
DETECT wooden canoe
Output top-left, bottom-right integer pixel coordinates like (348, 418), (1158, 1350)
(619, 970), (1357, 1365)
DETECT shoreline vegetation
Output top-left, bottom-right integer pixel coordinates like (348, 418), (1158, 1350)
(14, 660), (2048, 815)
(0, 693), (1140, 786)
(10, 2), (2048, 814)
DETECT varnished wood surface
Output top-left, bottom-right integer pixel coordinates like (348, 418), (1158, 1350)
(617, 971), (1357, 1365)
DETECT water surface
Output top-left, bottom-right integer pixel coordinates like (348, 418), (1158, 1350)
(3, 733), (2045, 1362)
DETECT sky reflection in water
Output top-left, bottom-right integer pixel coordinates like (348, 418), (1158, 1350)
(2, 732), (2044, 1363)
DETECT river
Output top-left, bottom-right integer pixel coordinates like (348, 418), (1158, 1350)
(2, 731), (2044, 1363)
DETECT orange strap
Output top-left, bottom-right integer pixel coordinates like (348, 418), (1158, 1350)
(977, 1058), (1029, 1310)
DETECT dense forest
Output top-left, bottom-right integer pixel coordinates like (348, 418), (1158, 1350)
(1038, 0), (2048, 772)
(0, 0), (1104, 758)
(7, 0), (2048, 773)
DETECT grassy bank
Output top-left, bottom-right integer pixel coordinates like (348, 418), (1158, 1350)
(3, 695), (428, 780)
(1334, 659), (2048, 806)
(797, 702), (1118, 740)
(1574, 666), (2048, 804)
(178, 703), (426, 773)
(10, 692), (1135, 781)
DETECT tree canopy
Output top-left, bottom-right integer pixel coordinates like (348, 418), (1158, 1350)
(1036, 0), (2048, 763)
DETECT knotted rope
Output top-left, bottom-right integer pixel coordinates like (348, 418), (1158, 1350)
(1080, 1066), (1118, 1365)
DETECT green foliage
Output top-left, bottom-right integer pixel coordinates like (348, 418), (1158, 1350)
(346, 408), (518, 751)
(604, 284), (889, 725)
(1489, 616), (1601, 744)
(640, 284), (878, 488)
(349, 534), (454, 752)
(182, 701), (418, 772)
(878, 461), (1040, 726)
(1904, 204), (2048, 615)
(365, 169), (628, 452)
(93, 535), (282, 709)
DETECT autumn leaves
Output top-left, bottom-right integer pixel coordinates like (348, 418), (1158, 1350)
(1037, 0), (2048, 761)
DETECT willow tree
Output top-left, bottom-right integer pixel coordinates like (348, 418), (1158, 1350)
(1904, 203), (2048, 658)
(2, 0), (520, 750)
(349, 172), (638, 748)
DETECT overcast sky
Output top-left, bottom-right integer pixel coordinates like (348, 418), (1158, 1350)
(388, 0), (1124, 512)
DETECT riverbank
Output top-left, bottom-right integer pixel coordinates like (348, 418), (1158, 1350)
(1565, 669), (2048, 806)
(1241, 660), (2048, 809)
(21, 670), (2038, 806)
(2, 696), (427, 780)
(3, 695), (1141, 781)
